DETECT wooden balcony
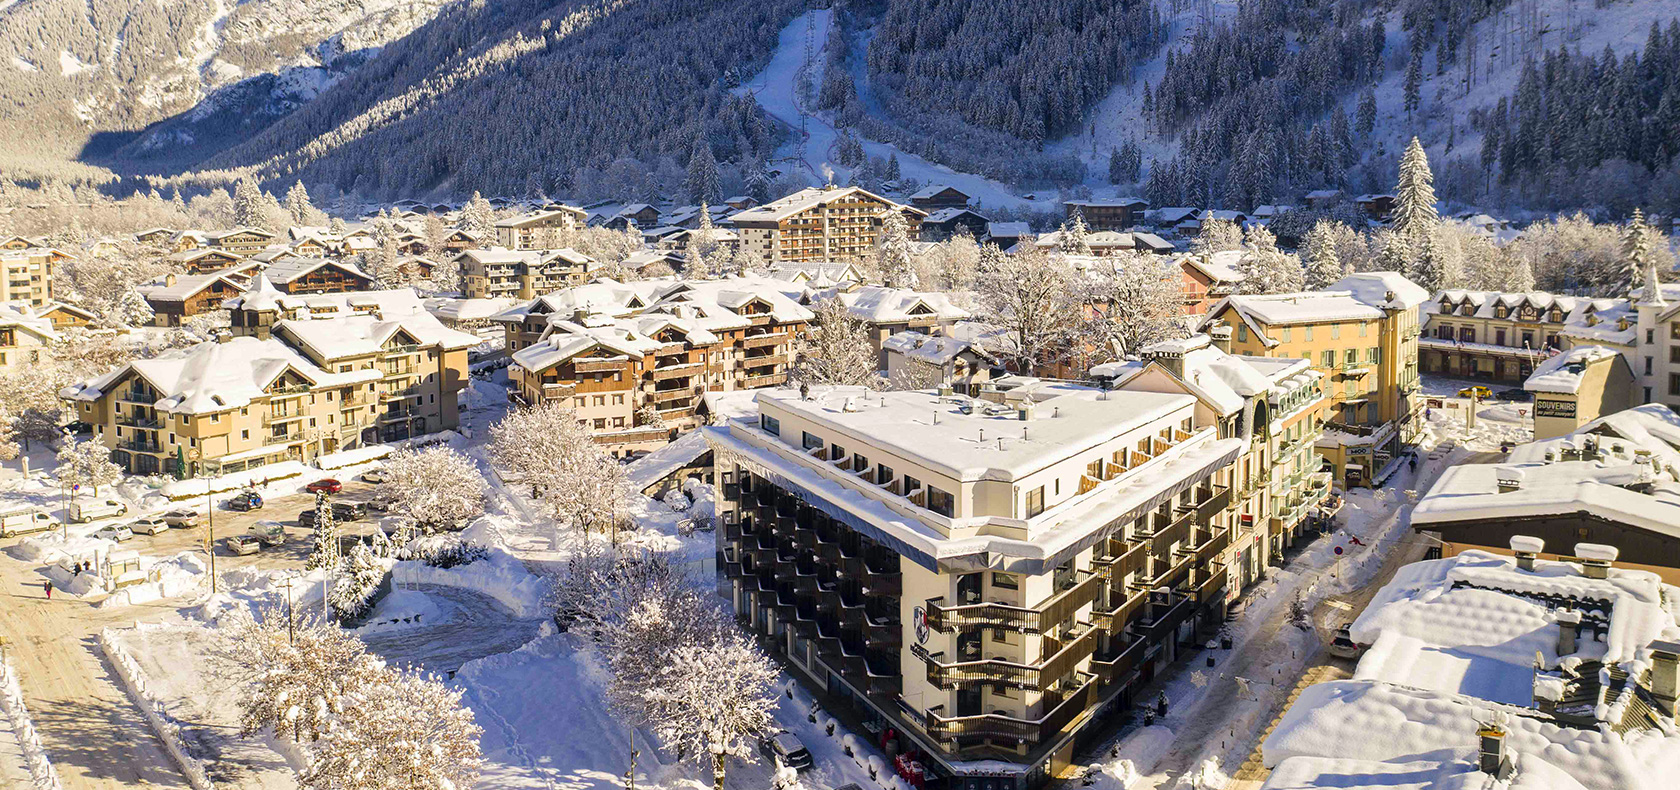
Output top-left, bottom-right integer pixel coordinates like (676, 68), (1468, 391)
(743, 373), (787, 388)
(744, 353), (788, 368)
(922, 673), (1097, 750)
(572, 358), (625, 374)
(914, 624), (1100, 693)
(651, 387), (696, 404)
(651, 362), (704, 381)
(741, 333), (788, 349)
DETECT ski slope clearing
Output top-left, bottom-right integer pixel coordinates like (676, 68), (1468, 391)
(736, 9), (1051, 211)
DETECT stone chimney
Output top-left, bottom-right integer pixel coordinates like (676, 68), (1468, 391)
(1509, 535), (1544, 572)
(1574, 542), (1618, 579)
(1649, 641), (1680, 717)
(213, 329), (232, 344)
(1209, 323), (1233, 354)
(1555, 609), (1581, 656)
(164, 273), (177, 287)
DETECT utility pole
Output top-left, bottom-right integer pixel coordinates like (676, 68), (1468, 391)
(625, 729), (639, 790)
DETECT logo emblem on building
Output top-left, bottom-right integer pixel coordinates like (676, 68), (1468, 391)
(913, 605), (929, 645)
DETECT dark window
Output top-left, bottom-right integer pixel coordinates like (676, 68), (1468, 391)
(759, 414), (780, 436)
(1670, 374), (1680, 397)
(802, 431), (824, 451)
(875, 464), (894, 486)
(991, 572), (1019, 590)
(928, 487), (955, 517)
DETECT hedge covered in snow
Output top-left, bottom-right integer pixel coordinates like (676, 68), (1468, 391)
(0, 658), (62, 790)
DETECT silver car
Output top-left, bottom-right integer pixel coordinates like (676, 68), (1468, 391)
(163, 509), (201, 528)
(128, 516), (169, 536)
(95, 524), (135, 542)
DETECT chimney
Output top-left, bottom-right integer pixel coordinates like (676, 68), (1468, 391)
(1649, 640), (1680, 716)
(1509, 535), (1544, 572)
(1209, 323), (1233, 354)
(164, 273), (177, 287)
(1477, 722), (1508, 776)
(1494, 466), (1524, 493)
(1574, 542), (1618, 579)
(1555, 609), (1581, 656)
(214, 330), (232, 344)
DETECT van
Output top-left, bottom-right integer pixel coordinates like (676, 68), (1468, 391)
(0, 506), (57, 537)
(247, 520), (287, 546)
(69, 498), (128, 524)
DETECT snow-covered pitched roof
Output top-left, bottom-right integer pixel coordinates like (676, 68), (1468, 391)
(260, 257), (371, 285)
(922, 207), (988, 225)
(135, 274), (246, 302)
(0, 302), (57, 341)
(59, 336), (379, 414)
(1183, 250), (1246, 284)
(1207, 272), (1425, 340)
(910, 184), (969, 201)
(729, 186), (924, 224)
(881, 330), (995, 367)
(1091, 335), (1310, 417)
(493, 207), (585, 228)
(986, 221), (1032, 239)
(817, 286), (971, 324)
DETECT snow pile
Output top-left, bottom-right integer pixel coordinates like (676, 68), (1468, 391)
(10, 532), (114, 566)
(355, 588), (454, 633)
(314, 444), (392, 471)
(100, 552), (209, 608)
(159, 460), (311, 500)
(97, 628), (215, 790)
(0, 658), (62, 790)
(390, 547), (548, 618)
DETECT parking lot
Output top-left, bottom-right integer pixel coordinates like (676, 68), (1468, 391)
(90, 476), (386, 571)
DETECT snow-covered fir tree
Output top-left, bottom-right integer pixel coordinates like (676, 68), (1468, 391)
(685, 205), (723, 278)
(232, 179), (265, 228)
(327, 543), (385, 622)
(460, 192), (497, 239)
(685, 142), (722, 205)
(283, 181), (316, 225)
(1191, 218), (1243, 256)
(1621, 209), (1655, 299)
(1407, 223), (1460, 294)
(1391, 138), (1439, 239)
(111, 289), (155, 328)
(378, 446), (486, 532)
(1059, 211), (1092, 255)
(1237, 225), (1303, 295)
(794, 299), (881, 388)
(639, 628), (779, 790)
(1301, 221), (1348, 290)
(305, 490), (338, 571)
(875, 211), (917, 288)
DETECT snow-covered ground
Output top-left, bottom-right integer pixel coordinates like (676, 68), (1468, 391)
(735, 9), (1052, 211)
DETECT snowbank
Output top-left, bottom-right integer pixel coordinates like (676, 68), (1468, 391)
(98, 628), (214, 790)
(390, 548), (548, 619)
(355, 588), (455, 633)
(160, 461), (311, 500)
(0, 658), (61, 790)
(99, 553), (209, 608)
(314, 445), (392, 471)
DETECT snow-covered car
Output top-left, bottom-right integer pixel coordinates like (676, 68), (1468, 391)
(248, 521), (287, 546)
(758, 731), (813, 771)
(360, 469), (389, 484)
(163, 509), (200, 528)
(1329, 623), (1363, 659)
(226, 535), (262, 555)
(94, 524), (134, 542)
(127, 515), (169, 535)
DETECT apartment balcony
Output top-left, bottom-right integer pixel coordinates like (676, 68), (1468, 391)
(743, 372), (787, 388)
(1191, 562), (1228, 605)
(1142, 507), (1195, 553)
(744, 353), (788, 368)
(922, 672), (1098, 751)
(740, 332), (788, 349)
(1128, 593), (1196, 644)
(117, 438), (165, 454)
(651, 387), (697, 404)
(572, 359), (624, 375)
(1195, 485), (1232, 521)
(117, 389), (161, 405)
(1093, 539), (1150, 582)
(262, 411), (304, 427)
(381, 343), (422, 357)
(378, 409), (420, 423)
(1193, 526), (1231, 564)
(1146, 553), (1194, 592)
(538, 382), (576, 400)
(263, 432), (302, 446)
(1090, 587), (1149, 633)
(924, 570), (1104, 634)
(650, 362), (704, 381)
(115, 413), (161, 429)
(1090, 637), (1151, 683)
(915, 623), (1100, 692)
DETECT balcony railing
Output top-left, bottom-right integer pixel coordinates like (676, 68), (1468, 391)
(117, 438), (164, 453)
(382, 343), (422, 356)
(916, 624), (1099, 692)
(652, 387), (697, 404)
(651, 362), (704, 381)
(741, 333), (787, 349)
(263, 433), (300, 446)
(572, 358), (624, 374)
(115, 414), (161, 429)
(743, 373), (787, 388)
(924, 570), (1103, 634)
(923, 673), (1098, 749)
(1093, 539), (1150, 582)
(1090, 588), (1148, 632)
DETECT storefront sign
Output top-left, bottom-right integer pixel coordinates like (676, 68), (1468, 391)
(1534, 399), (1576, 419)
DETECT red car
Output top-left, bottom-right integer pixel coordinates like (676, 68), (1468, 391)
(304, 479), (342, 495)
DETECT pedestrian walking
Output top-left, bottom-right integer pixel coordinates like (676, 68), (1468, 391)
(42, 580), (51, 599)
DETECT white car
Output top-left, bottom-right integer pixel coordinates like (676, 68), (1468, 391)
(226, 535), (262, 555)
(128, 515), (169, 535)
(94, 524), (134, 542)
(361, 468), (389, 484)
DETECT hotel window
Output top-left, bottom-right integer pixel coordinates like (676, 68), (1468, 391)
(1025, 486), (1045, 517)
(1670, 374), (1680, 397)
(1304, 326), (1313, 341)
(1320, 350), (1334, 367)
(991, 572), (1019, 590)
(1671, 322), (1680, 340)
(759, 414), (780, 436)
(928, 487), (955, 517)
(875, 464), (894, 486)
(802, 431), (824, 451)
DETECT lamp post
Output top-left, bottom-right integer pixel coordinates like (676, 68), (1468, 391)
(190, 448), (215, 593)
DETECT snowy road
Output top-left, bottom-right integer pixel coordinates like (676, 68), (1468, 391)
(359, 584), (546, 676)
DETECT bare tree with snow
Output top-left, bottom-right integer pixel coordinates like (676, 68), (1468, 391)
(874, 211), (917, 288)
(974, 243), (1081, 373)
(301, 670), (482, 790)
(793, 299), (881, 388)
(377, 446), (486, 532)
(224, 611), (388, 743)
(638, 627), (779, 790)
(56, 439), (121, 495)
(491, 403), (628, 541)
(1079, 252), (1187, 361)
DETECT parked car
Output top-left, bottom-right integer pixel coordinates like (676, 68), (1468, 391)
(0, 506), (57, 538)
(1496, 389), (1533, 402)
(1329, 623), (1363, 659)
(226, 535), (263, 555)
(248, 521), (287, 546)
(332, 502), (367, 522)
(297, 509), (319, 528)
(360, 469), (389, 484)
(757, 731), (813, 771)
(365, 493), (398, 514)
(128, 515), (170, 535)
(1457, 385), (1494, 399)
(225, 491), (264, 512)
(94, 524), (135, 542)
(305, 479), (342, 494)
(69, 498), (128, 523)
(162, 509), (200, 528)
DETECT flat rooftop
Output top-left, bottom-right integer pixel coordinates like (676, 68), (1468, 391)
(756, 383), (1195, 482)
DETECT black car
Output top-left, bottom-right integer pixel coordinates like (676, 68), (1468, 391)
(1496, 389), (1533, 402)
(297, 503), (365, 527)
(225, 491), (264, 511)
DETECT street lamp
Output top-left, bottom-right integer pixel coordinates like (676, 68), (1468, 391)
(190, 448), (215, 594)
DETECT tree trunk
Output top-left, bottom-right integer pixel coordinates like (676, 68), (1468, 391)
(712, 752), (726, 790)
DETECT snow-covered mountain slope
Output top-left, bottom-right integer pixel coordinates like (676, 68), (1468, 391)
(0, 0), (459, 170)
